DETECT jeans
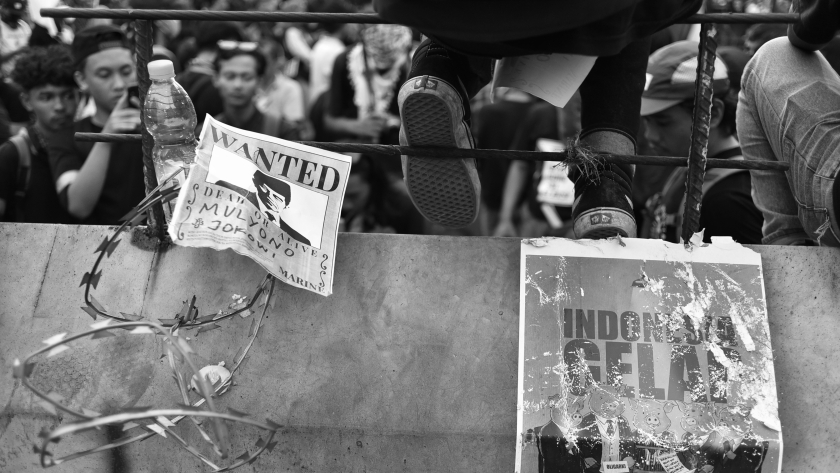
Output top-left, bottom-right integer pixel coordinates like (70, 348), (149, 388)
(738, 37), (840, 246)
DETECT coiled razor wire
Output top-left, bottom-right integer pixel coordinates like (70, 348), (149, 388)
(13, 169), (282, 470)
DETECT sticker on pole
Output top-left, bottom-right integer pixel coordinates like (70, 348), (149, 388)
(168, 116), (350, 296)
(515, 237), (782, 473)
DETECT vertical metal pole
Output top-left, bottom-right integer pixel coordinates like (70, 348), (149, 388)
(680, 23), (718, 243)
(135, 19), (166, 240)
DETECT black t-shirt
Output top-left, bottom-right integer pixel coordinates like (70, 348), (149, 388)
(472, 99), (534, 211)
(327, 50), (406, 177)
(0, 126), (75, 223)
(47, 118), (146, 225)
(699, 170), (763, 244)
(177, 70), (224, 122)
(326, 50), (405, 122)
(510, 100), (581, 222)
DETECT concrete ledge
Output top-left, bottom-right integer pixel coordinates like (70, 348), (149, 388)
(0, 223), (838, 472)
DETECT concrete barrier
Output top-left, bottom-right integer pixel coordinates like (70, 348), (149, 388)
(0, 223), (837, 472)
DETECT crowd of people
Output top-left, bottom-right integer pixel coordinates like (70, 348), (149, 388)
(0, 0), (837, 247)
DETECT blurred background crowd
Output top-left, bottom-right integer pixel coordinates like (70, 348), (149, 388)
(1, 0), (836, 244)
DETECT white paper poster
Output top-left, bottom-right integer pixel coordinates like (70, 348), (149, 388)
(169, 116), (351, 296)
(517, 237), (782, 473)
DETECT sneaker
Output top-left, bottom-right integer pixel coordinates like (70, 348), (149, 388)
(398, 74), (480, 228)
(571, 163), (637, 239)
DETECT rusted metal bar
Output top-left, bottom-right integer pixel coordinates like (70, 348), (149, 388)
(134, 19), (166, 241)
(40, 8), (797, 24)
(74, 133), (790, 171)
(681, 23), (718, 244)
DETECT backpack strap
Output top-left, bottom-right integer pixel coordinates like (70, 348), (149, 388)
(11, 128), (32, 222)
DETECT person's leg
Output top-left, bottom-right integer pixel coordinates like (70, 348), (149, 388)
(398, 39), (492, 228)
(738, 37), (840, 246)
(571, 37), (651, 239)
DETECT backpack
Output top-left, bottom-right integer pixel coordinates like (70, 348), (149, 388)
(10, 127), (33, 222)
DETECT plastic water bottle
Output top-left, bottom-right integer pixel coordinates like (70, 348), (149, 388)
(144, 60), (197, 191)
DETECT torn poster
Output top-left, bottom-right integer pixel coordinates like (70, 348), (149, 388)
(517, 237), (781, 473)
(168, 116), (351, 296)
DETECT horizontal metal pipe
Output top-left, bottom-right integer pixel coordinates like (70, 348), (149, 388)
(41, 8), (798, 24)
(74, 133), (789, 171)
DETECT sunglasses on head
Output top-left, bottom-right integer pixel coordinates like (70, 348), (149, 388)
(217, 40), (259, 52)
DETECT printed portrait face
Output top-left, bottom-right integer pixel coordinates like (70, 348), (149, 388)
(253, 171), (292, 225)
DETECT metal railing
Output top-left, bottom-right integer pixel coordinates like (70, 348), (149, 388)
(40, 8), (798, 241)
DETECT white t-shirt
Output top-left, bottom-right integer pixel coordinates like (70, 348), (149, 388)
(0, 19), (31, 56)
(308, 35), (345, 102)
(257, 73), (305, 122)
(0, 19), (31, 77)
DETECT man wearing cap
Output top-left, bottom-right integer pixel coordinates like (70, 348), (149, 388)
(641, 41), (762, 244)
(177, 22), (243, 127)
(45, 24), (145, 225)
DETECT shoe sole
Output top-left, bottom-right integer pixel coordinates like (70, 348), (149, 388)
(399, 76), (480, 228)
(574, 207), (637, 239)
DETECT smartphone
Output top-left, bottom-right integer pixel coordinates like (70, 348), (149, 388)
(126, 85), (140, 109)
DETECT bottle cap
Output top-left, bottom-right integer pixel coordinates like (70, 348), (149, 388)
(148, 60), (175, 80)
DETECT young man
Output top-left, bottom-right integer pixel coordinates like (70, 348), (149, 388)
(737, 0), (840, 246)
(375, 0), (701, 237)
(641, 41), (763, 244)
(46, 24), (145, 225)
(213, 41), (300, 140)
(0, 45), (77, 223)
(177, 22), (243, 125)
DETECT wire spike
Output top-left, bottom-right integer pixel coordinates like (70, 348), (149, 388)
(94, 236), (110, 254)
(106, 239), (121, 257)
(42, 333), (67, 346)
(46, 345), (70, 358)
(80, 306), (98, 320)
(91, 330), (116, 340)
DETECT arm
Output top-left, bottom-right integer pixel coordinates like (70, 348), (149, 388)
(64, 142), (112, 219)
(285, 27), (313, 64)
(493, 160), (529, 237)
(323, 52), (385, 139)
(62, 94), (141, 219)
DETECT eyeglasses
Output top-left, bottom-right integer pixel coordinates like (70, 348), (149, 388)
(217, 40), (259, 52)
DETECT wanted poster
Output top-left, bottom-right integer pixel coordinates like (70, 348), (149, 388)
(517, 238), (781, 473)
(168, 116), (351, 296)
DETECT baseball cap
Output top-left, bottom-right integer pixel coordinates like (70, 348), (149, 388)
(72, 25), (129, 69)
(641, 40), (730, 117)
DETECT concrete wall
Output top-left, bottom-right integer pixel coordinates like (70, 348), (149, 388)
(0, 223), (837, 472)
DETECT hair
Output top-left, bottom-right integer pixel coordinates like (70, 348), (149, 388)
(744, 23), (787, 46)
(195, 21), (243, 51)
(10, 45), (77, 92)
(214, 48), (268, 76)
(678, 87), (738, 138)
(253, 171), (292, 206)
(309, 0), (354, 34)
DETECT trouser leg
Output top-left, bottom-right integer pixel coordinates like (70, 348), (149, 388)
(738, 37), (840, 245)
